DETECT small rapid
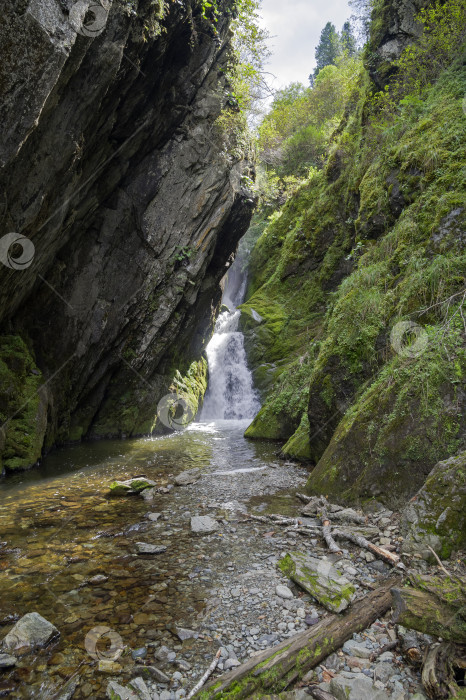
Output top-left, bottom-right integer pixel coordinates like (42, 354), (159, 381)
(201, 255), (260, 422)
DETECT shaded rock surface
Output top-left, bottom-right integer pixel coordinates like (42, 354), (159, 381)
(401, 450), (466, 559)
(1, 612), (59, 652)
(0, 0), (254, 473)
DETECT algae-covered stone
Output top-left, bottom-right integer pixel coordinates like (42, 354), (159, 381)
(108, 478), (156, 496)
(278, 552), (355, 613)
(2, 612), (59, 652)
(401, 450), (466, 560)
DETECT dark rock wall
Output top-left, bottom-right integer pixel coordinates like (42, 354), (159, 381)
(0, 0), (255, 471)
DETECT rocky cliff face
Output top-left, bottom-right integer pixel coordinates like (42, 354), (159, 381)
(0, 0), (255, 472)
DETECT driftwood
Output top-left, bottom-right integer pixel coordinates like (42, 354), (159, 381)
(333, 530), (402, 568)
(421, 642), (465, 699)
(369, 639), (398, 661)
(197, 575), (401, 699)
(187, 650), (221, 699)
(391, 586), (466, 643)
(320, 509), (342, 554)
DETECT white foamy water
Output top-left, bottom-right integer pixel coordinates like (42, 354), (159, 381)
(201, 254), (260, 421)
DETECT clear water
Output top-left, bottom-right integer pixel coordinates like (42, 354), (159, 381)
(0, 421), (289, 698)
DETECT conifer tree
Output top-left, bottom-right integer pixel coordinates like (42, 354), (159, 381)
(341, 20), (357, 56)
(312, 22), (341, 81)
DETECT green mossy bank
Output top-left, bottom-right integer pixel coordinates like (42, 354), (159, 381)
(242, 40), (466, 507)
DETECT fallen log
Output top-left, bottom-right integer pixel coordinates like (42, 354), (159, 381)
(187, 650), (221, 699)
(397, 626), (425, 666)
(391, 587), (466, 643)
(421, 642), (464, 699)
(196, 575), (402, 699)
(333, 530), (402, 568)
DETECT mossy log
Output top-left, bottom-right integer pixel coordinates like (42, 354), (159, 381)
(196, 575), (401, 699)
(391, 586), (466, 643)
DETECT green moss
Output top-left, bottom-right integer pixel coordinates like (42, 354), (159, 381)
(0, 335), (47, 473)
(280, 413), (312, 462)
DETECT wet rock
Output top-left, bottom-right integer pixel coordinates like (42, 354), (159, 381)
(174, 627), (196, 641)
(2, 612), (59, 652)
(0, 653), (16, 668)
(146, 513), (162, 522)
(330, 674), (391, 700)
(275, 585), (294, 599)
(106, 680), (137, 699)
(224, 658), (241, 670)
(128, 676), (152, 700)
(131, 647), (147, 659)
(89, 574), (108, 584)
(99, 659), (123, 673)
(135, 543), (167, 555)
(190, 516), (218, 534)
(174, 469), (201, 486)
(142, 666), (170, 682)
(109, 478), (156, 496)
(56, 678), (78, 700)
(279, 552), (355, 613)
(141, 488), (157, 502)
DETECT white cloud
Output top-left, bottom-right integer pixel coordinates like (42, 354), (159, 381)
(259, 0), (352, 90)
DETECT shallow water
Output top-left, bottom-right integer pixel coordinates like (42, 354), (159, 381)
(0, 420), (304, 698)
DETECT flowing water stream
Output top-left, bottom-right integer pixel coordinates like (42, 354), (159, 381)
(0, 248), (306, 699)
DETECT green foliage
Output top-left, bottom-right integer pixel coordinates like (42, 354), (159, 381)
(257, 56), (363, 180)
(313, 22), (341, 80)
(371, 0), (466, 125)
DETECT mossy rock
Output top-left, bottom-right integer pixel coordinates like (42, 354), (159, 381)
(280, 413), (312, 462)
(278, 551), (356, 613)
(108, 477), (156, 496)
(0, 335), (48, 473)
(401, 450), (466, 560)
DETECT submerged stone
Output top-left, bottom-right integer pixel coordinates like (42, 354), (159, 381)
(108, 478), (156, 496)
(2, 612), (59, 652)
(0, 653), (17, 668)
(106, 680), (137, 699)
(190, 516), (218, 534)
(174, 469), (201, 486)
(278, 552), (356, 613)
(135, 543), (167, 555)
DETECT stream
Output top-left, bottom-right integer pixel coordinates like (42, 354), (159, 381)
(0, 254), (311, 699)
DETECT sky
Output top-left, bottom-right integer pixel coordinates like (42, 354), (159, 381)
(259, 0), (353, 91)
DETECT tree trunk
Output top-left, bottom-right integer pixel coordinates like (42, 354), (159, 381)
(421, 642), (465, 699)
(391, 587), (466, 643)
(197, 576), (402, 699)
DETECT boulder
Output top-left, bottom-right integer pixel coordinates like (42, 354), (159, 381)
(128, 677), (152, 700)
(2, 612), (59, 652)
(108, 478), (156, 496)
(401, 450), (466, 559)
(140, 488), (157, 502)
(135, 543), (167, 555)
(174, 469), (201, 486)
(330, 674), (391, 700)
(278, 552), (356, 613)
(190, 516), (218, 534)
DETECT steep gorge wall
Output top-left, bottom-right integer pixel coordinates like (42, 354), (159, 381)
(241, 0), (466, 508)
(0, 0), (255, 472)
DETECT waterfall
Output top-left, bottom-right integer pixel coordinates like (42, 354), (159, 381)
(201, 255), (260, 421)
